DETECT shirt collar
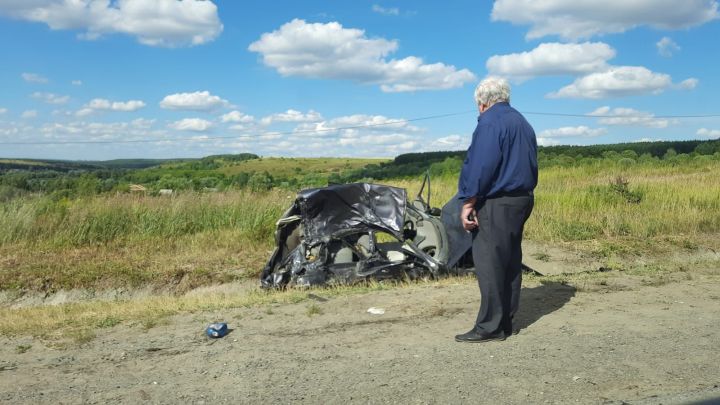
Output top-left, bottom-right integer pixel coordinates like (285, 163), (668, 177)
(477, 101), (510, 121)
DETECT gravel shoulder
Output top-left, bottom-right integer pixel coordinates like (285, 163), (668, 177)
(1, 271), (719, 404)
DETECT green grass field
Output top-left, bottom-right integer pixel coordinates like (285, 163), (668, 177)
(219, 157), (387, 178)
(1, 158), (719, 293)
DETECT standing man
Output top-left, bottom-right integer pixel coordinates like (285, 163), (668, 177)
(455, 77), (538, 343)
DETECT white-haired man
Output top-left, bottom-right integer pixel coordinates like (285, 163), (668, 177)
(455, 77), (538, 343)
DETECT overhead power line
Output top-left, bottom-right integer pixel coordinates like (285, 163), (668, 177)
(522, 112), (720, 119)
(1, 109), (719, 146)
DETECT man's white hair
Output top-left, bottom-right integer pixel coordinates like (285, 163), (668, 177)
(474, 76), (510, 107)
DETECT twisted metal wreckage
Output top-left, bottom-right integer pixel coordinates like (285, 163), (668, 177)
(260, 175), (476, 288)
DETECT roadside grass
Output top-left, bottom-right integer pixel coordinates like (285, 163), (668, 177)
(15, 344), (31, 354)
(0, 230), (271, 291)
(393, 160), (720, 243)
(0, 190), (287, 291)
(0, 279), (410, 342)
(0, 159), (719, 294)
(305, 303), (323, 317)
(0, 189), (289, 246)
(2, 256), (717, 345)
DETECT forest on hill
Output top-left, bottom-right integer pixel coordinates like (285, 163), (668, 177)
(1, 139), (719, 202)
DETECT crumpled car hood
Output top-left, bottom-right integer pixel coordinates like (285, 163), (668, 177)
(296, 183), (406, 245)
(260, 182), (447, 288)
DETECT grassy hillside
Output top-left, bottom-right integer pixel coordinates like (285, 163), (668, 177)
(2, 142), (720, 293)
(1, 155), (719, 292)
(0, 157), (198, 171)
(220, 157), (386, 178)
(84, 158), (196, 169)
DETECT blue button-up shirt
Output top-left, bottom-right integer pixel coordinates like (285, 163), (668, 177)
(458, 102), (538, 201)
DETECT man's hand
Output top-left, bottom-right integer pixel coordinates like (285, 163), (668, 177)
(461, 198), (478, 231)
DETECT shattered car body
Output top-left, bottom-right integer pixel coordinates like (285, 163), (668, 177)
(260, 179), (452, 288)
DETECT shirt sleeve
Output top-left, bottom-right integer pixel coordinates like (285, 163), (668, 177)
(457, 121), (502, 201)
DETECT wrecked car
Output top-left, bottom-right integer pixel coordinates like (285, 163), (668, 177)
(260, 176), (463, 288)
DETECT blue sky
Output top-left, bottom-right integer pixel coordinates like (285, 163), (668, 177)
(1, 0), (719, 160)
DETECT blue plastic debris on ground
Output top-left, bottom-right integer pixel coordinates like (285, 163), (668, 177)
(205, 322), (228, 338)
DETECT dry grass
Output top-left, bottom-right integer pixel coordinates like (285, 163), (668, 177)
(220, 157), (387, 178)
(1, 159), (719, 294)
(0, 279), (413, 341)
(390, 160), (720, 245)
(3, 257), (717, 344)
(0, 190), (289, 290)
(0, 159), (49, 167)
(0, 230), (271, 291)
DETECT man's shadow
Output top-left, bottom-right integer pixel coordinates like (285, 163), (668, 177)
(515, 279), (576, 332)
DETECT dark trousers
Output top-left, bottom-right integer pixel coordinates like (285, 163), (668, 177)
(471, 194), (534, 334)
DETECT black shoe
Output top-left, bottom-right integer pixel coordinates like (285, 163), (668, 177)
(503, 317), (519, 336)
(455, 329), (506, 343)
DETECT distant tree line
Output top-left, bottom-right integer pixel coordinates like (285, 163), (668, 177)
(540, 139), (717, 158)
(0, 153), (260, 201)
(332, 139), (720, 183)
(2, 140), (719, 201)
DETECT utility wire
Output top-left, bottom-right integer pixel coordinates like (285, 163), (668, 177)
(1, 109), (719, 146)
(522, 112), (720, 118)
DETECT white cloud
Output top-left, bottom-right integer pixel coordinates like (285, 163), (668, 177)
(430, 135), (470, 150)
(293, 114), (420, 138)
(76, 98), (145, 116)
(130, 118), (155, 129)
(21, 110), (38, 119)
(589, 106), (676, 128)
(486, 42), (615, 80)
(0, 125), (22, 137)
(71, 80), (82, 86)
(31, 119), (168, 143)
(169, 118), (212, 132)
(538, 126), (607, 138)
(677, 78), (699, 90)
(338, 133), (412, 146)
(697, 128), (720, 138)
(548, 66), (674, 99)
(221, 110), (254, 124)
(160, 91), (229, 111)
(490, 42), (695, 98)
(0, 0), (223, 47)
(656, 37), (681, 57)
(261, 109), (323, 126)
(372, 5), (400, 16)
(222, 112), (429, 157)
(491, 0), (719, 40)
(227, 124), (250, 132)
(31, 92), (70, 104)
(248, 19), (476, 92)
(536, 137), (562, 147)
(0, 108), (7, 114)
(21, 72), (48, 83)
(2, 104), (439, 158)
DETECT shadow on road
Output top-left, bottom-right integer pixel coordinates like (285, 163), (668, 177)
(515, 281), (576, 332)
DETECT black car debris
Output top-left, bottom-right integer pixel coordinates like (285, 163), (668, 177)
(260, 175), (474, 288)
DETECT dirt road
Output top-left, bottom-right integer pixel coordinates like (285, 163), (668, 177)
(1, 273), (719, 404)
